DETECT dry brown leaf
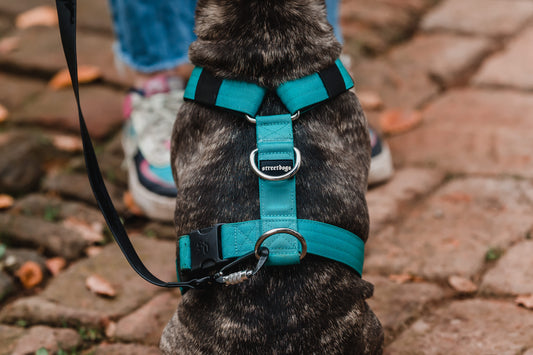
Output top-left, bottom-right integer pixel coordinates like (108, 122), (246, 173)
(86, 246), (103, 257)
(105, 321), (117, 338)
(15, 6), (58, 29)
(123, 191), (144, 216)
(0, 104), (8, 123)
(45, 257), (67, 276)
(379, 109), (423, 135)
(448, 275), (478, 294)
(0, 194), (14, 209)
(52, 134), (83, 152)
(515, 295), (533, 310)
(15, 261), (44, 289)
(388, 273), (413, 284)
(48, 65), (102, 90)
(0, 36), (20, 55)
(86, 274), (117, 297)
(441, 192), (472, 204)
(62, 217), (104, 243)
(357, 91), (384, 111)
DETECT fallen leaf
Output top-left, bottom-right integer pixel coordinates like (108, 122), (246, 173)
(48, 65), (102, 90)
(388, 273), (413, 284)
(105, 321), (117, 338)
(515, 295), (533, 310)
(123, 191), (144, 216)
(51, 134), (83, 152)
(86, 246), (103, 257)
(15, 261), (43, 289)
(357, 91), (384, 111)
(15, 6), (58, 29)
(86, 274), (117, 297)
(45, 257), (67, 276)
(0, 36), (20, 55)
(0, 194), (14, 209)
(448, 275), (477, 294)
(379, 109), (423, 135)
(0, 104), (8, 123)
(441, 192), (472, 204)
(62, 217), (104, 243)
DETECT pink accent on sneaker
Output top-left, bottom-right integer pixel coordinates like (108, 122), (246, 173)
(123, 94), (133, 119)
(139, 159), (176, 188)
(143, 75), (170, 96)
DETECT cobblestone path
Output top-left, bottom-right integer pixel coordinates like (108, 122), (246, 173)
(1, 0), (532, 353)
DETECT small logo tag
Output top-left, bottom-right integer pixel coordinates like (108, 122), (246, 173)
(259, 160), (294, 177)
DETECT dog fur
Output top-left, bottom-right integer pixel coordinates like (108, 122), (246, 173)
(161, 0), (384, 353)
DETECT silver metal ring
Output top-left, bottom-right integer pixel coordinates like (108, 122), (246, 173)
(245, 111), (300, 124)
(254, 228), (307, 260)
(249, 148), (301, 181)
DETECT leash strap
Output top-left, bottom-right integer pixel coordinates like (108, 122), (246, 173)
(56, 0), (189, 288)
(256, 114), (300, 265)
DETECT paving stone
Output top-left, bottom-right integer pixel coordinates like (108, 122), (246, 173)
(0, 131), (54, 194)
(473, 26), (533, 90)
(0, 296), (107, 328)
(524, 349), (533, 355)
(114, 292), (180, 346)
(389, 89), (533, 177)
(0, 214), (88, 260)
(78, 0), (113, 33)
(12, 85), (123, 139)
(0, 27), (131, 86)
(365, 275), (446, 343)
(0, 72), (45, 110)
(0, 271), (15, 302)
(421, 0), (533, 37)
(386, 299), (533, 354)
(84, 343), (161, 355)
(10, 325), (82, 355)
(6, 236), (176, 325)
(365, 177), (533, 280)
(367, 167), (445, 235)
(12, 193), (105, 225)
(353, 34), (493, 108)
(0, 0), (44, 15)
(481, 240), (533, 296)
(0, 325), (26, 355)
(0, 16), (12, 35)
(43, 172), (126, 214)
(1, 248), (47, 276)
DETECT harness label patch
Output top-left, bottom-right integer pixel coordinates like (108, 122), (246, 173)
(259, 160), (294, 176)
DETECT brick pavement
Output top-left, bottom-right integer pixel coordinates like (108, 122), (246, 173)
(1, 0), (532, 353)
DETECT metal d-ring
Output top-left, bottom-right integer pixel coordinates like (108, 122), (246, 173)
(254, 228), (307, 260)
(249, 147), (301, 181)
(245, 111), (300, 124)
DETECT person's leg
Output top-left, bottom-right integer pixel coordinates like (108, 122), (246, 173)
(108, 0), (197, 220)
(325, 0), (342, 43)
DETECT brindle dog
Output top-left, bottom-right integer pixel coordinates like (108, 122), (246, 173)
(161, 0), (384, 353)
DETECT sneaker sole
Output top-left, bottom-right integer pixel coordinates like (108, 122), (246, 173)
(368, 142), (394, 186)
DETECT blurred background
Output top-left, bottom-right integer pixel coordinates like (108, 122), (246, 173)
(1, 0), (533, 353)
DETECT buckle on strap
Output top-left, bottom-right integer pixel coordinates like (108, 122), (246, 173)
(188, 223), (227, 275)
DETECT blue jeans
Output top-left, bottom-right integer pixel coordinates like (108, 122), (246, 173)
(109, 0), (342, 73)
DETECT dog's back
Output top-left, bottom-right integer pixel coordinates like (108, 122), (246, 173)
(162, 1), (383, 353)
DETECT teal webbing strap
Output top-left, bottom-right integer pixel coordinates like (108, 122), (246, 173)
(178, 219), (365, 276)
(184, 67), (266, 117)
(256, 114), (300, 265)
(277, 59), (354, 114)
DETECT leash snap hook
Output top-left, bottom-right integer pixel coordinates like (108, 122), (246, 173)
(215, 247), (269, 286)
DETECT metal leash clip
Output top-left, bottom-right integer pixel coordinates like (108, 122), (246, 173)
(214, 247), (270, 286)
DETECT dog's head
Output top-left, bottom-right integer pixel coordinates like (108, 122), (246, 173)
(190, 0), (342, 88)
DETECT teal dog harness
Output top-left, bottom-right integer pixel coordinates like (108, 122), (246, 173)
(55, 0), (364, 289)
(178, 60), (366, 287)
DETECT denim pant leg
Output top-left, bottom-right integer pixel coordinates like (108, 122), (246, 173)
(108, 0), (197, 73)
(325, 0), (343, 43)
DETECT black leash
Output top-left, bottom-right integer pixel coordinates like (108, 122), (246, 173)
(55, 0), (268, 289)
